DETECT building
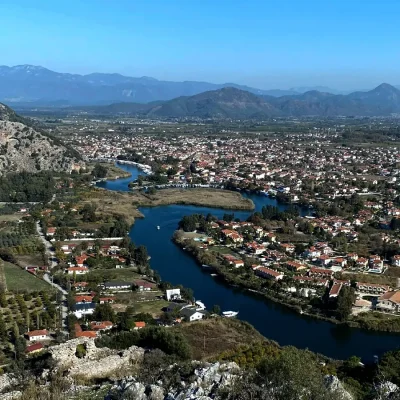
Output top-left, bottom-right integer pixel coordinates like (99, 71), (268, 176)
(329, 283), (342, 298)
(376, 291), (400, 313)
(66, 267), (89, 275)
(286, 261), (307, 272)
(26, 329), (49, 342)
(134, 321), (146, 330)
(90, 321), (113, 331)
(180, 307), (206, 322)
(252, 265), (284, 281)
(74, 302), (96, 318)
(103, 281), (132, 291)
(356, 282), (390, 295)
(166, 288), (182, 301)
(26, 343), (44, 355)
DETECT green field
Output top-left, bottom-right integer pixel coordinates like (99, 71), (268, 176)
(3, 262), (50, 292)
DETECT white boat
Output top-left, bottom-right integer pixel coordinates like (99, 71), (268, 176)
(157, 226), (160, 230)
(195, 300), (206, 310)
(222, 311), (239, 318)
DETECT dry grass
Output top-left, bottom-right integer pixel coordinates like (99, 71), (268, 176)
(79, 188), (144, 225)
(173, 317), (265, 360)
(131, 188), (255, 210)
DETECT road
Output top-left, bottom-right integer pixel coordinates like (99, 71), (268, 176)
(36, 221), (68, 333)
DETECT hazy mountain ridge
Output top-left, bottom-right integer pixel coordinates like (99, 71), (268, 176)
(0, 65), (299, 105)
(89, 83), (400, 118)
(0, 103), (81, 175)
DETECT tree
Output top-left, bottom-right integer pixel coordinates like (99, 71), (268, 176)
(336, 286), (355, 321)
(211, 305), (221, 315)
(92, 164), (107, 179)
(134, 245), (149, 266)
(92, 303), (116, 323)
(179, 215), (197, 232)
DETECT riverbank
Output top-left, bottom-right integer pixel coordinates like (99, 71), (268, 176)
(172, 232), (400, 334)
(131, 188), (255, 210)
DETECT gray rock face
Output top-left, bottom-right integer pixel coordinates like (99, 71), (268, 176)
(108, 361), (240, 400)
(0, 108), (82, 175)
(48, 337), (144, 380)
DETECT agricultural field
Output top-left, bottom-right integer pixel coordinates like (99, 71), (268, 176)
(2, 261), (50, 292)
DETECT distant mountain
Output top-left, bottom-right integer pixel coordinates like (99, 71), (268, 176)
(93, 84), (400, 118)
(0, 64), (292, 105)
(289, 86), (345, 95)
(0, 103), (81, 175)
(147, 87), (280, 118)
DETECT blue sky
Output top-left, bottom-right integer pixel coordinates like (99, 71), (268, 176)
(1, 0), (399, 90)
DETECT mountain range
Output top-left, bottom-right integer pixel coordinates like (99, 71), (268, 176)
(0, 65), (354, 106)
(85, 83), (400, 118)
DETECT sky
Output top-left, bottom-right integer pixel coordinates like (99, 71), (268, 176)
(1, 0), (400, 90)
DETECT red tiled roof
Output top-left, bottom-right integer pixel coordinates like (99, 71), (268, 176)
(26, 343), (44, 353)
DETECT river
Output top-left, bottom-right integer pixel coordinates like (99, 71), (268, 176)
(97, 163), (400, 361)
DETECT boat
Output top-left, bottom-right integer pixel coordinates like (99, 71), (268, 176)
(202, 264), (212, 269)
(222, 311), (239, 318)
(210, 273), (217, 277)
(195, 300), (206, 310)
(157, 226), (160, 230)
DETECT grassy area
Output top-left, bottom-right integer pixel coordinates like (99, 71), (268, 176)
(0, 214), (21, 222)
(341, 271), (395, 286)
(3, 261), (50, 292)
(87, 267), (142, 281)
(173, 317), (266, 360)
(131, 188), (255, 210)
(79, 188), (144, 226)
(15, 254), (45, 268)
(211, 245), (238, 256)
(350, 311), (400, 332)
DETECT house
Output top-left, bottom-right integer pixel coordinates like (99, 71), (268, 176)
(392, 255), (400, 267)
(232, 259), (245, 268)
(329, 283), (342, 298)
(75, 255), (89, 267)
(99, 297), (115, 304)
(281, 243), (295, 253)
(73, 281), (88, 291)
(376, 291), (400, 313)
(357, 283), (390, 295)
(319, 255), (332, 266)
(90, 321), (113, 331)
(166, 288), (181, 301)
(180, 307), (206, 322)
(134, 280), (156, 291)
(47, 227), (56, 236)
(66, 267), (89, 275)
(74, 302), (96, 318)
(103, 281), (132, 291)
(134, 321), (146, 330)
(26, 329), (49, 342)
(76, 331), (97, 338)
(286, 261), (307, 272)
(267, 232), (277, 242)
(308, 267), (334, 278)
(26, 343), (44, 355)
(75, 295), (94, 304)
(252, 265), (284, 281)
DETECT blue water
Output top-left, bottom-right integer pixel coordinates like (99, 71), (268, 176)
(98, 163), (400, 361)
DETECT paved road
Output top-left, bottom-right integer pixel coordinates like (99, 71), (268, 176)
(36, 221), (68, 333)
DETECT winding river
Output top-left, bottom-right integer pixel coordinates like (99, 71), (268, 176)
(97, 163), (400, 361)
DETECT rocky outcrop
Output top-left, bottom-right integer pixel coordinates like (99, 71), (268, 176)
(48, 337), (144, 379)
(0, 103), (82, 175)
(107, 361), (241, 400)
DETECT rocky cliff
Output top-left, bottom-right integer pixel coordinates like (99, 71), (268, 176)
(0, 103), (82, 175)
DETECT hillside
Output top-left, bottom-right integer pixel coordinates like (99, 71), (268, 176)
(0, 103), (81, 175)
(147, 87), (280, 118)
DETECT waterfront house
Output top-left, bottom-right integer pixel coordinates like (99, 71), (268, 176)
(376, 291), (400, 313)
(180, 307), (206, 322)
(329, 283), (342, 298)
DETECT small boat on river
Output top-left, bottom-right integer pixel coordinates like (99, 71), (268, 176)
(222, 311), (239, 318)
(157, 226), (160, 230)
